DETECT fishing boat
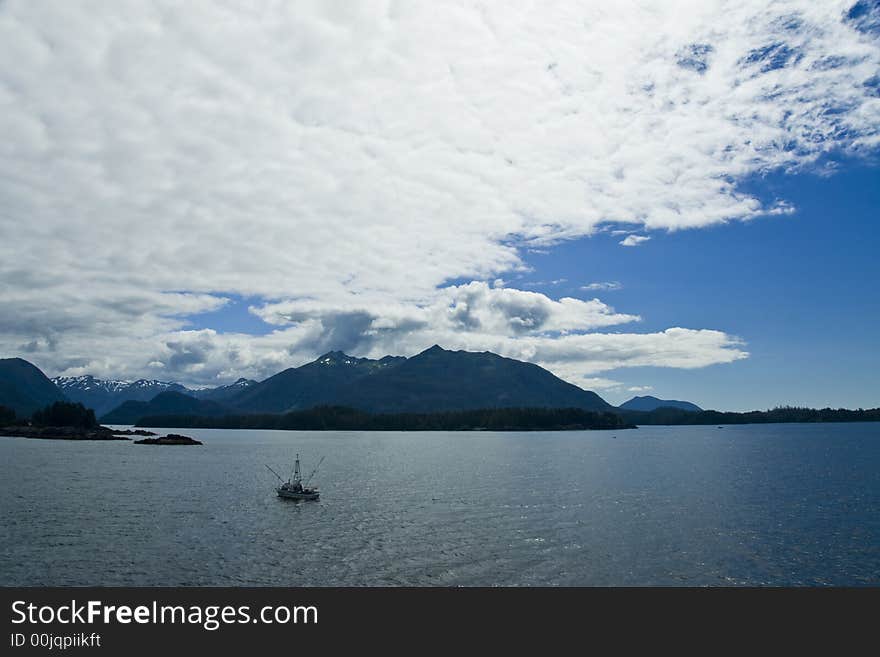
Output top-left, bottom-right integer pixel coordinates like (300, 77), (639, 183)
(266, 454), (323, 501)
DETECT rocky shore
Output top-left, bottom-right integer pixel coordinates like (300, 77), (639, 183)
(0, 425), (135, 440)
(0, 425), (191, 442)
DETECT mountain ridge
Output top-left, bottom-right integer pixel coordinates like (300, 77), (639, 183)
(53, 375), (191, 416)
(52, 375), (257, 415)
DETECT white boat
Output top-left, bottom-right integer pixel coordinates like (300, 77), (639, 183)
(266, 454), (323, 501)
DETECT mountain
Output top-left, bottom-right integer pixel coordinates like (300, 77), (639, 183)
(334, 346), (613, 413)
(52, 375), (191, 416)
(228, 346), (611, 414)
(191, 378), (258, 402)
(227, 351), (405, 413)
(100, 391), (232, 424)
(0, 358), (68, 417)
(619, 395), (702, 413)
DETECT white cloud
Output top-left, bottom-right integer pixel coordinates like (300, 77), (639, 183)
(253, 280), (639, 332)
(582, 281), (623, 291)
(522, 278), (568, 288)
(620, 235), (651, 247)
(627, 386), (654, 393)
(0, 1), (876, 385)
(579, 377), (625, 391)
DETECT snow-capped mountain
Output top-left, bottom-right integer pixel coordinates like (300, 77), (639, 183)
(52, 375), (192, 416)
(52, 374), (259, 415)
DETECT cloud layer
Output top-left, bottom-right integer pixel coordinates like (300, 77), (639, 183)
(0, 1), (877, 386)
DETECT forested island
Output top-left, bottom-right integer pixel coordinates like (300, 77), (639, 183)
(0, 401), (130, 440)
(0, 401), (187, 441)
(135, 406), (634, 431)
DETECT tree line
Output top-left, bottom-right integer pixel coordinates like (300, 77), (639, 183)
(136, 405), (634, 431)
(139, 404), (880, 431)
(619, 405), (880, 425)
(4, 401), (878, 431)
(0, 401), (98, 428)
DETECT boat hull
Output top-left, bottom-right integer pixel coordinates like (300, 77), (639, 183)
(277, 489), (319, 501)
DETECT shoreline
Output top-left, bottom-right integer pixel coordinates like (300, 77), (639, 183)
(3, 419), (877, 438)
(0, 426), (158, 441)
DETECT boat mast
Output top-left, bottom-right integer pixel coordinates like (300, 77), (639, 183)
(293, 453), (302, 483)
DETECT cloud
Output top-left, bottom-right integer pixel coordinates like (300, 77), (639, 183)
(627, 386), (655, 393)
(504, 328), (749, 385)
(580, 377), (625, 391)
(253, 281), (639, 333)
(522, 278), (568, 288)
(582, 282), (623, 291)
(620, 235), (651, 247)
(0, 1), (876, 385)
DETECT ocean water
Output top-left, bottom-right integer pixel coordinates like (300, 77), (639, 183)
(1, 423), (878, 586)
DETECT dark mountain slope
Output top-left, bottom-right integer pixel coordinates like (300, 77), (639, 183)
(100, 391), (231, 424)
(227, 351), (404, 413)
(332, 346), (612, 413)
(0, 358), (68, 416)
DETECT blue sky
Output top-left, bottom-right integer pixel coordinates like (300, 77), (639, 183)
(512, 161), (880, 410)
(1, 2), (878, 408)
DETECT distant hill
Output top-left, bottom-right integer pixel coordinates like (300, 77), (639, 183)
(100, 391), (232, 424)
(0, 358), (68, 416)
(619, 395), (702, 413)
(53, 375), (191, 416)
(227, 346), (612, 414)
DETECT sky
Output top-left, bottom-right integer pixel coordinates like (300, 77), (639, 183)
(0, 1), (878, 411)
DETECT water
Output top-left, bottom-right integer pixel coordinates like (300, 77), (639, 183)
(1, 423), (878, 586)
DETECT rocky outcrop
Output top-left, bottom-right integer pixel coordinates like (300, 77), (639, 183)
(133, 433), (202, 445)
